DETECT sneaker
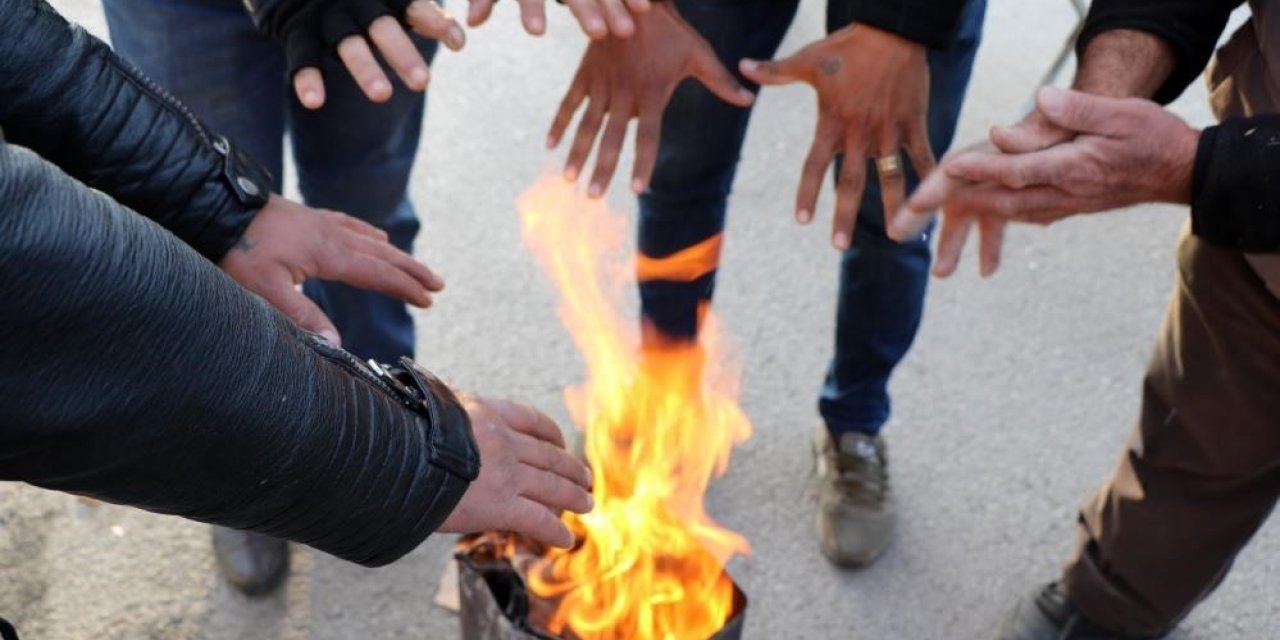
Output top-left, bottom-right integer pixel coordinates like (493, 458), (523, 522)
(211, 526), (290, 596)
(997, 582), (1158, 640)
(814, 427), (896, 567)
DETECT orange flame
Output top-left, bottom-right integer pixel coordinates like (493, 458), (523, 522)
(518, 174), (751, 640)
(636, 234), (723, 283)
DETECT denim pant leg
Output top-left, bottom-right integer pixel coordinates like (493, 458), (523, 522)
(102, 0), (287, 184)
(819, 0), (987, 436)
(638, 0), (800, 342)
(289, 33), (437, 363)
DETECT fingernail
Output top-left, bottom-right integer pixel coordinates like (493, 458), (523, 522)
(587, 17), (606, 33)
(796, 209), (812, 224)
(320, 330), (340, 345)
(564, 166), (579, 181)
(740, 59), (758, 72)
(302, 90), (321, 108)
(545, 135), (557, 149)
(833, 231), (850, 250)
(448, 26), (465, 47)
(631, 178), (644, 194)
(588, 183), (603, 198)
(586, 494), (595, 510)
(370, 79), (390, 97)
(737, 88), (755, 102)
(410, 66), (429, 86)
(529, 16), (545, 33)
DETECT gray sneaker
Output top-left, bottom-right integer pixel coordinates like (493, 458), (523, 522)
(814, 427), (896, 567)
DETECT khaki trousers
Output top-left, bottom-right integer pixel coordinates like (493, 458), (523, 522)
(1063, 227), (1280, 636)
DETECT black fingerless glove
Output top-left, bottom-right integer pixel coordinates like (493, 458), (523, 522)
(245, 0), (414, 78)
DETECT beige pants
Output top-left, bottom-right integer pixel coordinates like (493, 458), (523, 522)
(1062, 227), (1280, 636)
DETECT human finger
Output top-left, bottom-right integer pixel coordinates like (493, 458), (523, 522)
(946, 143), (1079, 189)
(513, 432), (593, 490)
(630, 101), (662, 194)
(597, 0), (635, 37)
(1036, 86), (1134, 138)
(874, 135), (907, 229)
(588, 99), (633, 198)
(739, 55), (812, 86)
(345, 232), (445, 292)
(508, 498), (575, 548)
(547, 67), (589, 149)
(516, 463), (594, 514)
(405, 0), (467, 50)
(489, 399), (569, 448)
(623, 0), (650, 12)
(564, 88), (608, 182)
(832, 134), (869, 251)
(264, 282), (342, 345)
(564, 0), (608, 39)
(466, 0), (496, 27)
(367, 15), (431, 91)
(336, 35), (393, 102)
(293, 67), (327, 109)
(334, 213), (390, 241)
(688, 45), (754, 107)
(795, 119), (840, 224)
(990, 108), (1073, 154)
(932, 209), (975, 277)
(977, 216), (1005, 277)
(323, 249), (435, 307)
(512, 0), (548, 35)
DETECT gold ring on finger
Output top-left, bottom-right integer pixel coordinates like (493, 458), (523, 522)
(876, 155), (903, 176)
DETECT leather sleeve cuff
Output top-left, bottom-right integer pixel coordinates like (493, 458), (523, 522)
(1191, 116), (1280, 252)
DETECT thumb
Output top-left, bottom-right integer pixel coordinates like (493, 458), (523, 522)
(1035, 87), (1126, 137)
(990, 110), (1073, 154)
(270, 285), (342, 346)
(739, 55), (809, 87)
(688, 46), (755, 107)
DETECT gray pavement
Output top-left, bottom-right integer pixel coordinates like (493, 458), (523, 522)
(4, 1), (1278, 638)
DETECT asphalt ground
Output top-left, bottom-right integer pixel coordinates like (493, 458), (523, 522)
(3, 1), (1277, 638)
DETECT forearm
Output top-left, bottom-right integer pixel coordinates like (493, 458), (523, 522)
(1076, 0), (1240, 103)
(0, 0), (269, 262)
(0, 139), (477, 567)
(1073, 29), (1177, 98)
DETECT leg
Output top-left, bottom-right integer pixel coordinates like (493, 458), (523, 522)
(819, 0), (987, 436)
(1061, 229), (1280, 636)
(102, 0), (287, 184)
(288, 29), (439, 363)
(638, 0), (800, 344)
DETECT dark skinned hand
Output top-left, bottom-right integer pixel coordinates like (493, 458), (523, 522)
(547, 1), (755, 198)
(741, 24), (932, 250)
(465, 0), (652, 39)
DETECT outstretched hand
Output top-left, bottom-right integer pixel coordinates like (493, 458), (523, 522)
(740, 24), (932, 250)
(260, 0), (466, 109)
(547, 1), (755, 198)
(890, 88), (1199, 277)
(440, 396), (594, 548)
(219, 195), (444, 345)
(465, 0), (652, 39)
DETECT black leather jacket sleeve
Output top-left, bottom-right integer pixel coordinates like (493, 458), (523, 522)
(829, 0), (970, 49)
(0, 0), (270, 263)
(0, 135), (479, 568)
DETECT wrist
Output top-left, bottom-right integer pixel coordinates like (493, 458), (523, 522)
(1157, 123), (1201, 204)
(1073, 29), (1176, 99)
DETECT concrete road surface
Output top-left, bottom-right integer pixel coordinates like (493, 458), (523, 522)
(3, 1), (1277, 638)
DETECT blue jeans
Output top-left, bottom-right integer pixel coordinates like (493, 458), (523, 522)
(103, 0), (434, 363)
(640, 0), (986, 436)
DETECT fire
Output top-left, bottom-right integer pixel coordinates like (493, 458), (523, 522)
(518, 174), (752, 640)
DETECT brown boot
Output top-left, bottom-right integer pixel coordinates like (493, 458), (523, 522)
(814, 427), (896, 567)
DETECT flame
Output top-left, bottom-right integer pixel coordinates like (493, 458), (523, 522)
(518, 174), (752, 640)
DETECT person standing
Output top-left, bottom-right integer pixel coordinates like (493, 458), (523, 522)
(894, 1), (1280, 636)
(546, 0), (986, 567)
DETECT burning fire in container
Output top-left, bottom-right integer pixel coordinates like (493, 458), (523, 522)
(458, 174), (753, 640)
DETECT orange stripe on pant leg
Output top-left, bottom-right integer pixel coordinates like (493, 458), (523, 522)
(636, 233), (724, 283)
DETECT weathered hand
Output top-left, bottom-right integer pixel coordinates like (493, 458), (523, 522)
(288, 0), (467, 109)
(740, 24), (932, 250)
(219, 195), (444, 344)
(466, 0), (651, 38)
(439, 396), (594, 548)
(891, 88), (1199, 277)
(547, 1), (755, 197)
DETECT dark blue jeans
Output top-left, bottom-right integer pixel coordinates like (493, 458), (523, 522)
(103, 0), (435, 363)
(640, 0), (986, 436)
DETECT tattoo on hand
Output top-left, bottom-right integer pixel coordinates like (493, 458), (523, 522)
(819, 58), (841, 76)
